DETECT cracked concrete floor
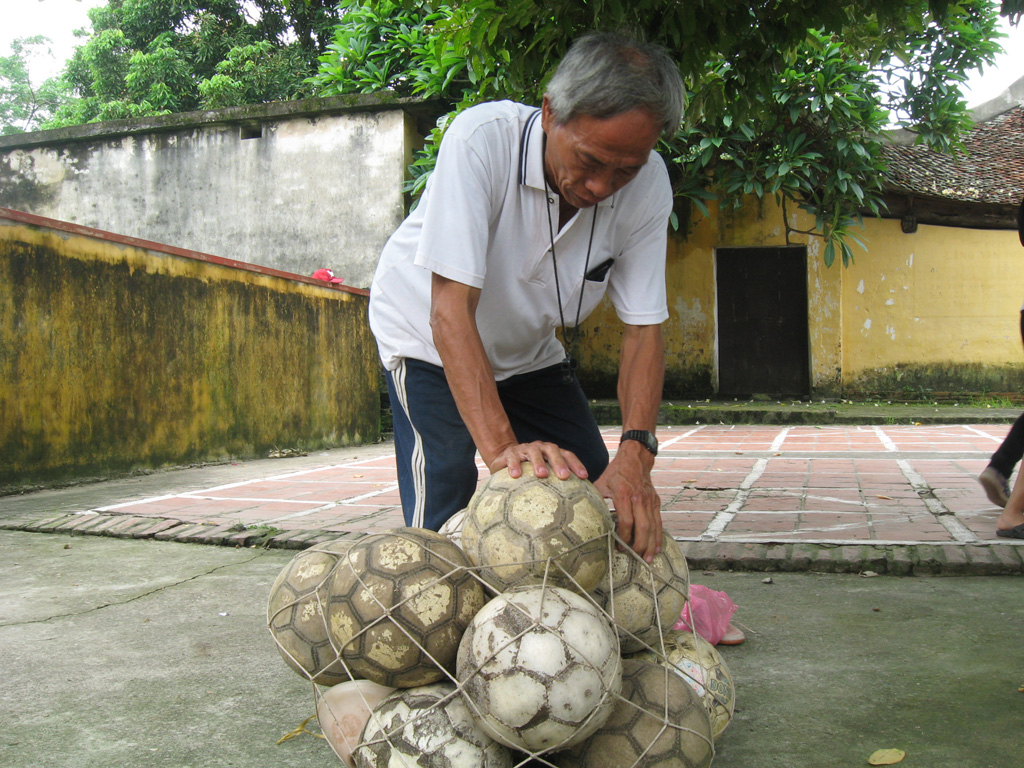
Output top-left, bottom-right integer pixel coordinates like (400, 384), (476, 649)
(0, 530), (322, 768)
(1, 529), (1022, 768)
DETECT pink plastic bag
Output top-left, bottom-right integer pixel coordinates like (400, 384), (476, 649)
(673, 584), (738, 645)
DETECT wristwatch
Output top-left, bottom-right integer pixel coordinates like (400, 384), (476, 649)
(620, 429), (658, 456)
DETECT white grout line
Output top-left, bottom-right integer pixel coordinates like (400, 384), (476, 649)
(93, 493), (182, 512)
(180, 495), (318, 505)
(89, 460), (394, 512)
(964, 424), (1006, 443)
(667, 505), (951, 516)
(769, 427), (790, 452)
(699, 458), (768, 540)
(681, 535), (1009, 546)
(188, 462), (382, 493)
(258, 484), (401, 525)
(249, 502), (344, 523)
(896, 458), (979, 543)
(659, 425), (707, 449)
(872, 425), (899, 451)
(335, 485), (401, 504)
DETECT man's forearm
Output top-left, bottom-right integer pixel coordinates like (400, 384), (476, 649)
(617, 324), (665, 433)
(430, 274), (517, 468)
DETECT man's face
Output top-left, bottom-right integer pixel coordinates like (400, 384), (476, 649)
(541, 95), (663, 210)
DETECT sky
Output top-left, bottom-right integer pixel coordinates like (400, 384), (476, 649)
(2, 0), (1024, 108)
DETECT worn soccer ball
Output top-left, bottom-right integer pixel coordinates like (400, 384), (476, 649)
(352, 682), (512, 768)
(316, 679), (395, 767)
(457, 585), (622, 754)
(326, 527), (485, 688)
(267, 539), (355, 685)
(438, 508), (467, 549)
(552, 659), (714, 768)
(592, 530), (689, 654)
(630, 630), (735, 741)
(460, 466), (613, 594)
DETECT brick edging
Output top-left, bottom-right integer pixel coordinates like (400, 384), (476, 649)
(678, 540), (1024, 576)
(0, 513), (362, 550)
(4, 513), (1023, 576)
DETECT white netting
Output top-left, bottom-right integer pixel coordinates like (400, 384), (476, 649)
(268, 470), (733, 768)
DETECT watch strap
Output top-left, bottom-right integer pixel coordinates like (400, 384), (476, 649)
(620, 429), (658, 456)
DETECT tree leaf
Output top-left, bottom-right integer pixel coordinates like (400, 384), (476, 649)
(868, 748), (906, 765)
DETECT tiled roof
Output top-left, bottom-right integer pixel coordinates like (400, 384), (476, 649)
(882, 105), (1024, 206)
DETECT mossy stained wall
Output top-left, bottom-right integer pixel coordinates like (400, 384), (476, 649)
(0, 212), (378, 487)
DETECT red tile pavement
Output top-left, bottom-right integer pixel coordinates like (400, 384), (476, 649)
(75, 423), (1024, 548)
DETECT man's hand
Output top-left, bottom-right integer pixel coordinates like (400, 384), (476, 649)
(594, 441), (662, 562)
(488, 441), (589, 481)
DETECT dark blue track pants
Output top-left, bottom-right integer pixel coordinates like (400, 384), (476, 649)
(385, 358), (609, 531)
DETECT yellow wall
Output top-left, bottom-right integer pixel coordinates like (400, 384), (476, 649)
(578, 195), (1023, 399)
(1, 213), (380, 489)
(843, 217), (1024, 393)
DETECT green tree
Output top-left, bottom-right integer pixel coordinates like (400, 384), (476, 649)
(46, 0), (342, 127)
(312, 0), (1015, 265)
(0, 37), (69, 134)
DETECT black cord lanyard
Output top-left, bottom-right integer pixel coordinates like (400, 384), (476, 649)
(544, 184), (599, 384)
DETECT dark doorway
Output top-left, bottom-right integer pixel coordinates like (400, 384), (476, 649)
(716, 246), (810, 397)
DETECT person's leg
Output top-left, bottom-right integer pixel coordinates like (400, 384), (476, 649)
(986, 413), (1024, 480)
(997, 468), (1024, 535)
(496, 364), (610, 479)
(385, 359), (480, 531)
(979, 416), (1024, 507)
(979, 310), (1024, 507)
(991, 310), (1024, 533)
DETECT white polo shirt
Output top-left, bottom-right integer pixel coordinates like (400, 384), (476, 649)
(368, 100), (671, 381)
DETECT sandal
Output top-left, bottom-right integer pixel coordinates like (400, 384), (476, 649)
(996, 523), (1024, 539)
(718, 622), (745, 645)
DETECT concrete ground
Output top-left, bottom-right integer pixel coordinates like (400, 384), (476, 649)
(1, 529), (1020, 768)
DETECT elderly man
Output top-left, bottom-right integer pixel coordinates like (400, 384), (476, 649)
(368, 31), (685, 562)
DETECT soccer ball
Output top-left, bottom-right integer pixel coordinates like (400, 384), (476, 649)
(460, 466), (613, 594)
(457, 585), (622, 754)
(267, 539), (355, 685)
(326, 527), (485, 688)
(316, 679), (395, 766)
(552, 659), (714, 768)
(592, 530), (689, 654)
(352, 682), (512, 768)
(630, 630), (735, 741)
(438, 508), (467, 549)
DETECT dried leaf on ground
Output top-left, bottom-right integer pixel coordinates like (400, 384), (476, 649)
(868, 748), (906, 765)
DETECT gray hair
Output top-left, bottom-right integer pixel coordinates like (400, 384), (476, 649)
(545, 32), (685, 136)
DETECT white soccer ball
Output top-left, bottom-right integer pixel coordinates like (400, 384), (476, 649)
(456, 585), (622, 755)
(352, 682), (512, 768)
(592, 530), (689, 654)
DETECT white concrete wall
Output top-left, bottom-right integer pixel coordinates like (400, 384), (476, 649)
(0, 98), (425, 289)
